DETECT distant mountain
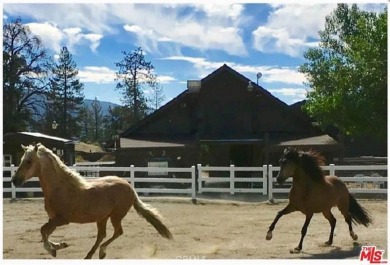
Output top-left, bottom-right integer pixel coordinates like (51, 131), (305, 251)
(30, 95), (121, 119)
(83, 99), (120, 115)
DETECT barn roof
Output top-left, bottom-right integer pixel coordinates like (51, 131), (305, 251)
(120, 137), (196, 148)
(121, 64), (298, 138)
(271, 134), (342, 151)
(4, 132), (75, 144)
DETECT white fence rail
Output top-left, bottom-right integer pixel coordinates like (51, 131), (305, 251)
(3, 165), (196, 200)
(268, 164), (388, 200)
(197, 164), (267, 195)
(3, 164), (387, 200)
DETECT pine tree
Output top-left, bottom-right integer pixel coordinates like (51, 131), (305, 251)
(91, 97), (104, 143)
(48, 46), (84, 138)
(78, 104), (93, 142)
(115, 47), (156, 126)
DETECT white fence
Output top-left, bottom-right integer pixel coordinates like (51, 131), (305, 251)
(3, 165), (196, 200)
(268, 164), (388, 200)
(197, 164), (267, 195)
(3, 164), (387, 200)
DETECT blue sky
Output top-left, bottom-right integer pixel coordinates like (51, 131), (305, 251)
(3, 2), (387, 106)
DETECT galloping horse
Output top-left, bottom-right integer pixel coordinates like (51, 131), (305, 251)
(11, 143), (173, 259)
(266, 148), (372, 253)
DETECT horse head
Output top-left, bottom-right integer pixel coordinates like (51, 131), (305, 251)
(276, 147), (301, 184)
(11, 143), (42, 187)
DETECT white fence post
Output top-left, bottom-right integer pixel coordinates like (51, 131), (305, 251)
(263, 165), (268, 196)
(268, 165), (273, 201)
(229, 165), (235, 195)
(329, 164), (335, 176)
(11, 164), (16, 199)
(130, 165), (135, 187)
(190, 166), (196, 200)
(197, 164), (203, 194)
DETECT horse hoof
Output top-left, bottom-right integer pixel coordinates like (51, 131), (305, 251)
(352, 234), (358, 241)
(55, 242), (68, 250)
(99, 252), (106, 259)
(290, 247), (301, 254)
(321, 241), (332, 247)
(265, 231), (273, 240)
(50, 249), (57, 258)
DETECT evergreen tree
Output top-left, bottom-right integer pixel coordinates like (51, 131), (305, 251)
(48, 46), (84, 138)
(115, 47), (156, 127)
(91, 97), (104, 143)
(78, 104), (93, 142)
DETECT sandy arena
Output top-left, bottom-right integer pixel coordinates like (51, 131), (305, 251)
(3, 197), (387, 260)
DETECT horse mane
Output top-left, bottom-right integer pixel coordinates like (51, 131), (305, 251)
(299, 149), (326, 181)
(35, 144), (90, 189)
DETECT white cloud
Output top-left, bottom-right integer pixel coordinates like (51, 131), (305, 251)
(162, 56), (306, 85)
(191, 3), (244, 20)
(268, 87), (308, 97)
(63, 27), (84, 52)
(26, 22), (63, 52)
(252, 4), (337, 57)
(5, 3), (247, 56)
(252, 3), (386, 57)
(157, 75), (176, 84)
(268, 88), (310, 103)
(119, 4), (247, 56)
(25, 22), (103, 54)
(78, 66), (116, 84)
(83, 34), (103, 53)
(4, 4), (113, 34)
(79, 65), (176, 85)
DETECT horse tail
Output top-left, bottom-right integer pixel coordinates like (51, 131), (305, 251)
(348, 193), (372, 227)
(133, 195), (173, 240)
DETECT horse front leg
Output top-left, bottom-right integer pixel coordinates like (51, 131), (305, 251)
(290, 213), (313, 253)
(41, 218), (69, 257)
(266, 204), (295, 240)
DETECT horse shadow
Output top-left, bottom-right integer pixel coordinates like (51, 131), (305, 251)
(300, 242), (362, 259)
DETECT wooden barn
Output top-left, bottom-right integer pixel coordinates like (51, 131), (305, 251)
(117, 64), (341, 169)
(3, 132), (76, 166)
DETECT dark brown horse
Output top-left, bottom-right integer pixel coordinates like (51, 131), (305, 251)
(11, 143), (173, 259)
(266, 148), (372, 253)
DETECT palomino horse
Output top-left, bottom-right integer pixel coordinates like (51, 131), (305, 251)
(11, 143), (173, 259)
(266, 148), (372, 253)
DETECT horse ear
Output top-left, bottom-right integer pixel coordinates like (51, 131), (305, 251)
(21, 144), (28, 151)
(34, 144), (39, 153)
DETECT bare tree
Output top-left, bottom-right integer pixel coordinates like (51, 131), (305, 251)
(149, 83), (165, 110)
(3, 17), (51, 132)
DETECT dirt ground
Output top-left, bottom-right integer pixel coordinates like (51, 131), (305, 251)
(3, 197), (387, 260)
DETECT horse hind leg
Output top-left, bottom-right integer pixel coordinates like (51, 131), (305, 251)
(338, 205), (358, 241)
(322, 210), (336, 246)
(99, 216), (124, 259)
(84, 217), (108, 259)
